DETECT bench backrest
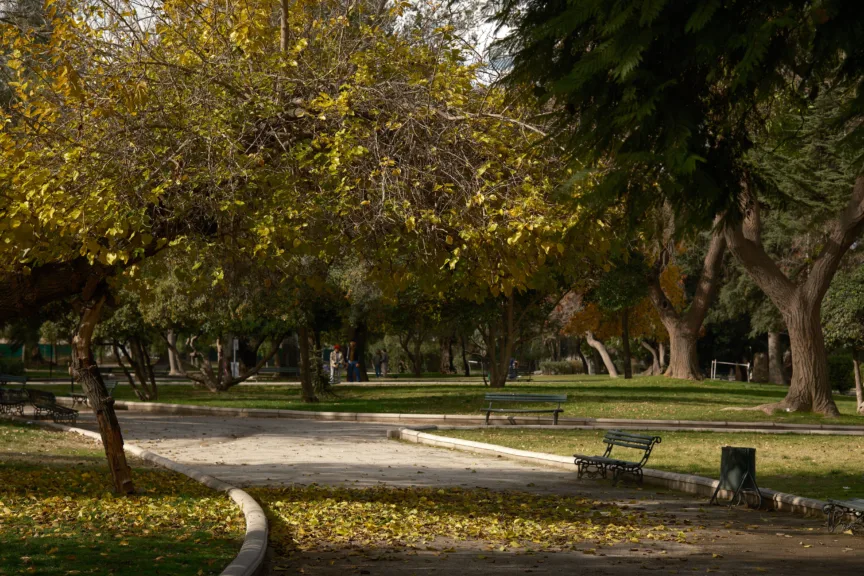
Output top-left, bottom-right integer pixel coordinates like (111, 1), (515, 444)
(259, 367), (299, 374)
(0, 374), (27, 387)
(28, 389), (57, 407)
(0, 388), (28, 403)
(602, 430), (662, 465)
(484, 393), (567, 404)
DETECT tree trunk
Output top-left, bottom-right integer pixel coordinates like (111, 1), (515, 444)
(640, 340), (661, 375)
(621, 309), (632, 379)
(71, 287), (134, 495)
(585, 331), (618, 378)
(658, 341), (667, 371)
(664, 325), (702, 379)
(767, 331), (786, 385)
(298, 326), (318, 403)
(166, 330), (182, 376)
(853, 349), (863, 415)
(412, 337), (423, 377)
(574, 337), (589, 374)
(460, 334), (470, 376)
(779, 301), (838, 416)
(352, 322), (369, 382)
(439, 335), (453, 374)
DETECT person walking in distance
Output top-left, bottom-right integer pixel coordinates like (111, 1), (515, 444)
(380, 349), (389, 378)
(347, 340), (359, 382)
(330, 344), (344, 385)
(373, 349), (383, 378)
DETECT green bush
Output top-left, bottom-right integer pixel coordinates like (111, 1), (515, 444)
(0, 358), (25, 376)
(827, 353), (856, 392)
(540, 360), (584, 375)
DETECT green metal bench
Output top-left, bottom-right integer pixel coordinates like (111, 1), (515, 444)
(71, 377), (118, 407)
(0, 374), (27, 388)
(253, 367), (300, 381)
(0, 388), (28, 415)
(28, 390), (78, 424)
(824, 499), (864, 533)
(574, 430), (662, 485)
(482, 393), (566, 425)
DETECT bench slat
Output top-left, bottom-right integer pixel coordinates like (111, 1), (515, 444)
(484, 394), (567, 402)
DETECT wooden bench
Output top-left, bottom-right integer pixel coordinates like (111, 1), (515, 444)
(574, 430), (662, 485)
(0, 374), (27, 388)
(482, 393), (566, 425)
(252, 367), (299, 381)
(824, 499), (864, 533)
(0, 388), (29, 415)
(28, 390), (78, 424)
(71, 377), (118, 408)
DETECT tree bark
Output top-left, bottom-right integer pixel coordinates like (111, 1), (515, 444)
(460, 334), (470, 376)
(297, 326), (318, 403)
(574, 337), (589, 374)
(439, 335), (453, 374)
(648, 218), (726, 380)
(658, 341), (667, 371)
(664, 326), (702, 379)
(72, 284), (134, 494)
(723, 178), (864, 416)
(585, 331), (618, 378)
(767, 331), (786, 385)
(640, 340), (661, 375)
(166, 330), (182, 376)
(621, 309), (632, 379)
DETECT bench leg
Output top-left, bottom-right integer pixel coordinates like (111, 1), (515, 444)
(553, 411), (559, 425)
(485, 411), (491, 425)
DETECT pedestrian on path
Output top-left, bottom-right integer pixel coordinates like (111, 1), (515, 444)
(347, 340), (359, 382)
(330, 345), (344, 385)
(373, 350), (383, 378)
(380, 349), (389, 377)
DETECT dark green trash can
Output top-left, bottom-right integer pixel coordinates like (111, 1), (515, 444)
(710, 446), (762, 508)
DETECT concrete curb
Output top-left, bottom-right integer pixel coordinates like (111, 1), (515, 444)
(55, 397), (864, 435)
(35, 421), (267, 576)
(392, 427), (829, 519)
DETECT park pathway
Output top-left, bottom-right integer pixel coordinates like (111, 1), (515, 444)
(73, 412), (864, 575)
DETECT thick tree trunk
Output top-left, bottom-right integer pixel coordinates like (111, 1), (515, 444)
(853, 349), (863, 415)
(724, 182), (862, 416)
(72, 287), (134, 495)
(621, 309), (632, 379)
(640, 340), (661, 376)
(439, 335), (453, 374)
(298, 326), (318, 403)
(166, 330), (182, 376)
(648, 219), (725, 381)
(658, 341), (667, 371)
(585, 331), (618, 378)
(460, 334), (470, 376)
(664, 325), (701, 380)
(574, 338), (589, 374)
(780, 301), (838, 415)
(767, 331), (786, 385)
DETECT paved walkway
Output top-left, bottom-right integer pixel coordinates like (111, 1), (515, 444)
(72, 412), (864, 575)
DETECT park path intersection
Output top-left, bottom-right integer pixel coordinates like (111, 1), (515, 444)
(72, 412), (864, 575)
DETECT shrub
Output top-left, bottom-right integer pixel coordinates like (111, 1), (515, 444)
(0, 358), (25, 375)
(827, 353), (856, 392)
(540, 360), (584, 375)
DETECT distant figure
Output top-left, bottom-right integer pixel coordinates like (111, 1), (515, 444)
(398, 360), (406, 375)
(330, 344), (344, 385)
(508, 358), (518, 380)
(373, 350), (383, 378)
(380, 349), (389, 378)
(347, 340), (359, 382)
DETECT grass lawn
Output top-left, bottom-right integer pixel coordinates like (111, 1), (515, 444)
(435, 428), (864, 501)
(0, 419), (244, 575)
(38, 374), (864, 425)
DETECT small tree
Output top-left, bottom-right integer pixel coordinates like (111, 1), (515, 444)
(822, 267), (864, 414)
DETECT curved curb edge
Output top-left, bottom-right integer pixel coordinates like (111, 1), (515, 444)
(36, 421), (267, 576)
(392, 427), (829, 519)
(53, 397), (864, 435)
